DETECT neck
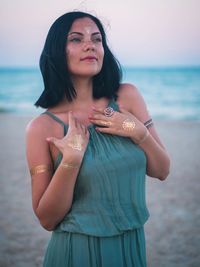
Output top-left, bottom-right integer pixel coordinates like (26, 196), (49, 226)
(71, 76), (93, 103)
(51, 77), (96, 113)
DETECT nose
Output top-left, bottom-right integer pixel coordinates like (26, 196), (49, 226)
(83, 40), (95, 51)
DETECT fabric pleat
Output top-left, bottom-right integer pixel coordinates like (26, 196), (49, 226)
(43, 228), (146, 267)
(42, 99), (149, 267)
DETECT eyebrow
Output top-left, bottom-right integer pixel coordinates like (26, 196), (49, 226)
(68, 32), (101, 36)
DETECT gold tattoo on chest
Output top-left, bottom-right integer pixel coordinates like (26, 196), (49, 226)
(122, 118), (136, 131)
(67, 134), (84, 151)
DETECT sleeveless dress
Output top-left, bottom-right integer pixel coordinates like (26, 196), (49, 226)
(42, 100), (149, 267)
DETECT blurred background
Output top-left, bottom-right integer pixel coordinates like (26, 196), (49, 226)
(0, 0), (200, 266)
(0, 0), (200, 119)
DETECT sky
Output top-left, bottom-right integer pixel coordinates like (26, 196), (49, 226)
(0, 0), (200, 67)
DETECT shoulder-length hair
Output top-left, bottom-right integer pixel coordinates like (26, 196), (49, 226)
(35, 11), (122, 108)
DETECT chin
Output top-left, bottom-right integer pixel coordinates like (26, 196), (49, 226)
(74, 68), (101, 77)
(69, 62), (102, 77)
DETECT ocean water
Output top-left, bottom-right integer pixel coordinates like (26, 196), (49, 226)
(0, 66), (200, 120)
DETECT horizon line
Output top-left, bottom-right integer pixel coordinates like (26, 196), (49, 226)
(0, 64), (200, 70)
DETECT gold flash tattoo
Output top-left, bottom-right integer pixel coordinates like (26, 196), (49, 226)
(122, 118), (136, 131)
(30, 164), (52, 176)
(67, 134), (84, 151)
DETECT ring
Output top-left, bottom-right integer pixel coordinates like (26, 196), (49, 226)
(104, 107), (115, 117)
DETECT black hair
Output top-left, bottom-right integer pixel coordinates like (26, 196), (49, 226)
(35, 11), (122, 108)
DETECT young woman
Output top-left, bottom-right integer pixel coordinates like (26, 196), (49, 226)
(26, 11), (170, 267)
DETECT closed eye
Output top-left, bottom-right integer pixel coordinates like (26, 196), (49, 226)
(68, 37), (82, 43)
(92, 36), (102, 43)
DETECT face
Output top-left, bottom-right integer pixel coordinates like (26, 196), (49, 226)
(66, 17), (104, 78)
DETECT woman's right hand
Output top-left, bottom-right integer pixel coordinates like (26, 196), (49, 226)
(46, 111), (90, 165)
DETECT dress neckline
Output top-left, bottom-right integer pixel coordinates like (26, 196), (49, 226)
(44, 98), (119, 170)
(44, 98), (117, 129)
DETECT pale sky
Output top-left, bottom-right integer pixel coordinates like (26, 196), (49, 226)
(0, 0), (200, 67)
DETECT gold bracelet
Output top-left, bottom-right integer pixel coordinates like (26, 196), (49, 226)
(30, 164), (52, 176)
(136, 129), (150, 145)
(60, 162), (80, 169)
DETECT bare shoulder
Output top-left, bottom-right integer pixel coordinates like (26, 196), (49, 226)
(118, 83), (139, 97)
(117, 83), (150, 122)
(26, 113), (51, 138)
(117, 83), (166, 148)
(25, 113), (55, 168)
(25, 115), (52, 160)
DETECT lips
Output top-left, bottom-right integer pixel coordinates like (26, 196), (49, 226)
(81, 56), (97, 61)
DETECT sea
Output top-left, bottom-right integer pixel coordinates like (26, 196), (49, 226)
(0, 66), (200, 121)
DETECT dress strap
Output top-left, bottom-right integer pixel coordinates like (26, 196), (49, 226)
(108, 98), (120, 111)
(42, 111), (67, 136)
(42, 110), (67, 170)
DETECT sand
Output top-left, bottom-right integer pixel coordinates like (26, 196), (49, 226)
(0, 114), (200, 267)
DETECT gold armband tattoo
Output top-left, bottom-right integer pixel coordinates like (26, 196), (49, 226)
(30, 164), (52, 176)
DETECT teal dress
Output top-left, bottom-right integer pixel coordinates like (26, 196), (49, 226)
(43, 100), (149, 267)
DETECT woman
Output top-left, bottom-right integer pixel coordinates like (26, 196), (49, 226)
(26, 11), (170, 267)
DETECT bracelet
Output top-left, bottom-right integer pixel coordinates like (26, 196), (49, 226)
(144, 118), (154, 129)
(60, 162), (80, 169)
(136, 129), (150, 145)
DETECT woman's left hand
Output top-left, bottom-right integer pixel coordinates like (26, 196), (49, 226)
(89, 106), (147, 143)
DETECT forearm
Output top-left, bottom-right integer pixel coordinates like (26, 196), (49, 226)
(35, 159), (80, 231)
(134, 133), (170, 180)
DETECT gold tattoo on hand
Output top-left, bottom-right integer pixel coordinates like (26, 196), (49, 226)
(122, 118), (136, 131)
(30, 164), (52, 176)
(67, 134), (84, 151)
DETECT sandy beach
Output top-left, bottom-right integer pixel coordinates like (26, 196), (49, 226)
(0, 114), (199, 267)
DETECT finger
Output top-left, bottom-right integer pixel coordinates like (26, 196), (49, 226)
(92, 120), (112, 127)
(86, 129), (90, 138)
(74, 117), (80, 128)
(92, 106), (104, 114)
(95, 127), (115, 135)
(84, 126), (88, 135)
(89, 113), (107, 121)
(46, 137), (59, 145)
(68, 111), (76, 129)
(79, 123), (86, 133)
(75, 120), (83, 131)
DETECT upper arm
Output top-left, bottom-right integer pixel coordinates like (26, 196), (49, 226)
(117, 83), (166, 149)
(25, 116), (53, 213)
